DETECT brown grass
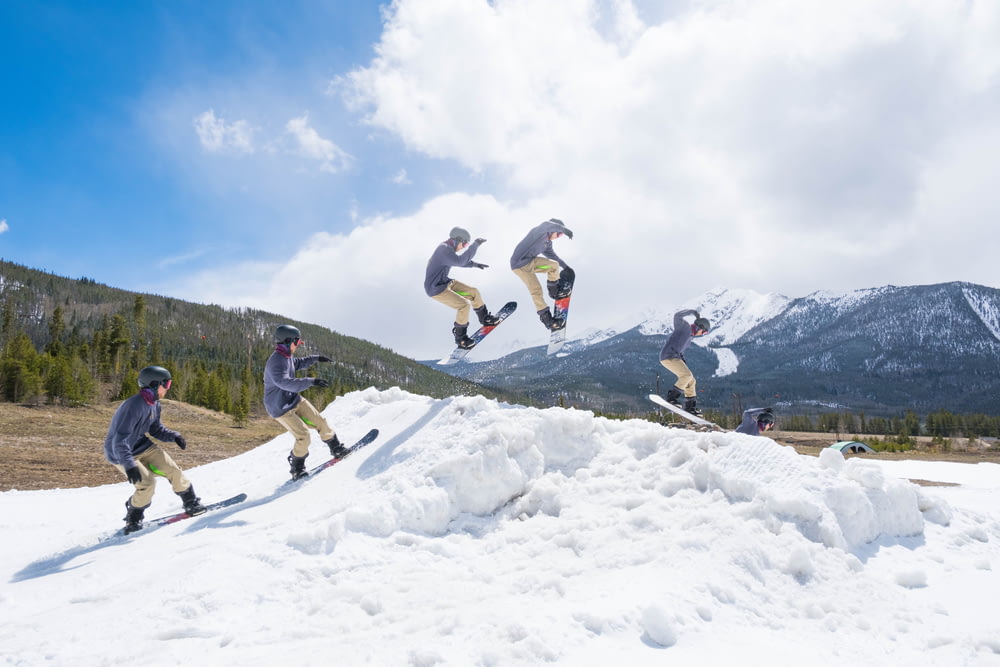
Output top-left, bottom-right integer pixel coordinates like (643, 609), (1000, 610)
(0, 401), (284, 491)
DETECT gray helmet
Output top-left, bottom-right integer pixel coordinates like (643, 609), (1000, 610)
(274, 324), (302, 344)
(693, 317), (711, 334)
(449, 227), (471, 243)
(138, 365), (172, 389)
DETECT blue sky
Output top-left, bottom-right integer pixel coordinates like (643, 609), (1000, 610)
(3, 0), (1000, 360)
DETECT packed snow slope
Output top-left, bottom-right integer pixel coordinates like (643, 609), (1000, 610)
(2, 388), (1000, 666)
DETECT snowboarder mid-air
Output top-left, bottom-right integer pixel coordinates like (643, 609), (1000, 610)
(264, 324), (349, 480)
(509, 218), (575, 331)
(103, 365), (207, 534)
(425, 227), (502, 349)
(659, 309), (711, 416)
(735, 407), (776, 436)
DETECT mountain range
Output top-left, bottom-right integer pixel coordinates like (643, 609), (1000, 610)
(431, 282), (1000, 417)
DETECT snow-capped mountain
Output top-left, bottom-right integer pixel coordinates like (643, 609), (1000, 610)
(436, 282), (1000, 416)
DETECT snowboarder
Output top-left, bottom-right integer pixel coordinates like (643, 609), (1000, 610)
(103, 365), (206, 534)
(264, 324), (349, 480)
(509, 218), (574, 331)
(659, 309), (711, 416)
(424, 227), (501, 349)
(735, 407), (775, 436)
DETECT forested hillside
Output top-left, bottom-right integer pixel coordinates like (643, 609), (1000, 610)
(0, 260), (520, 419)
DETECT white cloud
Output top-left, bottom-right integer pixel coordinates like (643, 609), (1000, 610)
(0, 219), (8, 234)
(285, 114), (353, 173)
(392, 169), (411, 185)
(168, 0), (1000, 360)
(193, 109), (255, 153)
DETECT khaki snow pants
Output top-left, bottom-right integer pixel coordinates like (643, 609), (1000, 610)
(274, 398), (336, 458)
(114, 445), (191, 509)
(512, 260), (561, 312)
(660, 358), (697, 398)
(429, 279), (485, 326)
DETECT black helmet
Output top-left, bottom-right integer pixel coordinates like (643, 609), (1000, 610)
(758, 410), (775, 427)
(274, 324), (302, 344)
(693, 317), (711, 334)
(138, 365), (172, 389)
(449, 227), (471, 243)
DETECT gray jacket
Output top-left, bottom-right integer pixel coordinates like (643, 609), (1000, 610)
(263, 346), (321, 418)
(659, 309), (700, 361)
(103, 390), (180, 469)
(509, 219), (573, 270)
(424, 238), (484, 297)
(735, 408), (771, 436)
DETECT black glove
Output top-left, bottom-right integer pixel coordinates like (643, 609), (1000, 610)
(313, 378), (331, 388)
(475, 237), (486, 244)
(317, 355), (332, 362)
(126, 466), (142, 484)
(470, 262), (488, 269)
(174, 434), (187, 450)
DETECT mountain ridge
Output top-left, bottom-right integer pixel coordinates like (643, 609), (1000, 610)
(433, 281), (1000, 416)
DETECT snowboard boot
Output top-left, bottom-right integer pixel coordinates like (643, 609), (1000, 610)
(452, 323), (475, 349)
(474, 305), (500, 326)
(123, 500), (147, 535)
(665, 387), (683, 407)
(537, 308), (566, 331)
(326, 434), (350, 458)
(288, 453), (308, 480)
(548, 268), (575, 299)
(683, 397), (702, 417)
(178, 485), (207, 516)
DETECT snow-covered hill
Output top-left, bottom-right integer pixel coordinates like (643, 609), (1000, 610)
(3, 388), (999, 665)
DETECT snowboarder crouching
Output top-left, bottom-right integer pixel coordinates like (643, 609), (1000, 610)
(264, 324), (349, 480)
(659, 309), (711, 416)
(735, 408), (775, 436)
(509, 218), (574, 331)
(103, 365), (206, 534)
(424, 227), (501, 349)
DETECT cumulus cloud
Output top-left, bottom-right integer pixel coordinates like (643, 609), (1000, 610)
(285, 114), (353, 173)
(193, 109), (255, 153)
(170, 0), (1000, 360)
(0, 219), (9, 234)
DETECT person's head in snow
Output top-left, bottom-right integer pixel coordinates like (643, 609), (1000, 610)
(424, 227), (501, 349)
(735, 407), (776, 436)
(658, 309), (711, 416)
(263, 324), (348, 480)
(509, 218), (575, 331)
(102, 365), (206, 534)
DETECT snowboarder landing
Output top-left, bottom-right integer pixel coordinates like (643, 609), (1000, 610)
(264, 324), (349, 480)
(659, 309), (711, 416)
(425, 227), (501, 349)
(509, 218), (574, 331)
(735, 408), (775, 436)
(103, 365), (206, 534)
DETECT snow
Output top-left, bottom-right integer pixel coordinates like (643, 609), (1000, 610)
(3, 387), (1000, 665)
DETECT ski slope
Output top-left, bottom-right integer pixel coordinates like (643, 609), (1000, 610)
(2, 387), (999, 665)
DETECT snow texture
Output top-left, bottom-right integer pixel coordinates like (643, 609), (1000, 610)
(2, 387), (999, 665)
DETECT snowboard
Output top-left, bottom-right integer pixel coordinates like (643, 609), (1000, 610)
(119, 493), (248, 537)
(438, 301), (518, 365)
(546, 268), (575, 355)
(289, 428), (379, 483)
(648, 393), (722, 430)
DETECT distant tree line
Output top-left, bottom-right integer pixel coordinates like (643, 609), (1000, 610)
(0, 259), (510, 423)
(0, 296), (358, 424)
(637, 407), (1000, 445)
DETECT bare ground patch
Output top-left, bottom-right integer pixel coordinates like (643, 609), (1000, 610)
(0, 401), (284, 491)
